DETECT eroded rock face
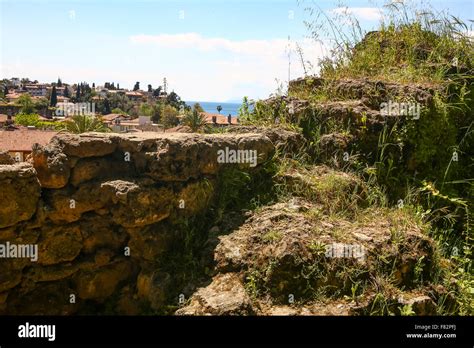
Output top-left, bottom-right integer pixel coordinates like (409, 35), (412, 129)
(0, 163), (41, 228)
(0, 130), (296, 315)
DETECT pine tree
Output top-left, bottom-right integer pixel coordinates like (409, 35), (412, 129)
(133, 82), (140, 91)
(57, 78), (62, 87)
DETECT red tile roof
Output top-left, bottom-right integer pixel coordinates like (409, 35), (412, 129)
(0, 129), (57, 152)
(202, 112), (238, 125)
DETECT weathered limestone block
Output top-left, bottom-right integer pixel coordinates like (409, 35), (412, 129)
(0, 163), (41, 228)
(52, 132), (117, 158)
(37, 224), (83, 265)
(44, 182), (110, 223)
(70, 157), (133, 186)
(32, 142), (70, 188)
(107, 182), (174, 228)
(74, 259), (133, 300)
(141, 132), (275, 181)
(127, 222), (176, 261)
(175, 273), (253, 315)
(79, 215), (127, 253)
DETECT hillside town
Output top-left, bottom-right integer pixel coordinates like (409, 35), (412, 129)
(0, 77), (238, 162)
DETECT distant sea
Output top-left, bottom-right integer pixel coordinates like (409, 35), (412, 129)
(186, 101), (242, 116)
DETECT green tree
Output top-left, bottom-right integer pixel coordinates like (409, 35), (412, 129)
(133, 82), (140, 91)
(217, 105), (222, 114)
(35, 97), (49, 111)
(3, 85), (8, 96)
(153, 86), (162, 97)
(63, 86), (70, 98)
(166, 91), (184, 110)
(17, 93), (35, 114)
(57, 78), (62, 87)
(63, 115), (109, 134)
(139, 103), (153, 116)
(182, 108), (207, 132)
(161, 105), (179, 128)
(50, 86), (58, 107)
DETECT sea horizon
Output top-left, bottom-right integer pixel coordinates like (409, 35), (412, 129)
(185, 100), (242, 116)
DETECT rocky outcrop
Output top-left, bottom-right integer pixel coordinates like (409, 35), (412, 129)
(0, 130), (296, 315)
(177, 166), (439, 316)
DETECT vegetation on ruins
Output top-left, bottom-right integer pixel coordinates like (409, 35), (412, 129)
(234, 1), (473, 314)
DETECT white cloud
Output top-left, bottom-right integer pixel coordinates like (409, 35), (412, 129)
(331, 7), (384, 21)
(129, 33), (329, 101)
(130, 33), (291, 58)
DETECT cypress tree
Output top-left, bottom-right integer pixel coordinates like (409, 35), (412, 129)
(50, 86), (58, 107)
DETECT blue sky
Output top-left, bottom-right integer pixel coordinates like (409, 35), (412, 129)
(1, 0), (472, 102)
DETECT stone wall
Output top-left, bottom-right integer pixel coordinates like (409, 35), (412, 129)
(0, 130), (298, 314)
